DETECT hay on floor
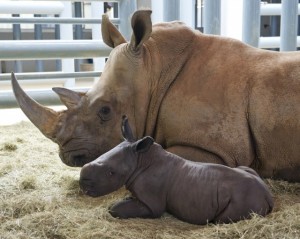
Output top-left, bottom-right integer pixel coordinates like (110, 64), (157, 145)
(0, 122), (299, 239)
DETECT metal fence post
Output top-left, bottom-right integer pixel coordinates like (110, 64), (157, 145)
(91, 1), (105, 82)
(54, 14), (62, 71)
(74, 2), (83, 72)
(12, 14), (23, 73)
(180, 0), (195, 28)
(280, 0), (298, 51)
(137, 0), (151, 9)
(163, 0), (180, 22)
(119, 0), (137, 41)
(34, 14), (44, 72)
(60, 1), (75, 88)
(203, 0), (221, 35)
(242, 0), (260, 47)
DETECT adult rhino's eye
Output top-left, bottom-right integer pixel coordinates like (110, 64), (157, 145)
(98, 106), (112, 121)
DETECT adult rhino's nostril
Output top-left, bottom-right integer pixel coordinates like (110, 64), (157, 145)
(64, 150), (90, 167)
(73, 154), (86, 166)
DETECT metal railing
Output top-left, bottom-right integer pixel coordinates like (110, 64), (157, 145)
(0, 0), (137, 108)
(243, 0), (300, 51)
(0, 40), (111, 60)
(0, 17), (120, 25)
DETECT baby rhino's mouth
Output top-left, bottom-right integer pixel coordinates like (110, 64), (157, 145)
(79, 178), (100, 197)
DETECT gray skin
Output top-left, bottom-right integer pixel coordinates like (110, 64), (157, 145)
(80, 117), (274, 225)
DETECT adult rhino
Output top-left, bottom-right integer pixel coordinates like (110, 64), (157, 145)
(12, 10), (300, 182)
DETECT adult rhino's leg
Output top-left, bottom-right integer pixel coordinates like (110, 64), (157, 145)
(109, 197), (158, 219)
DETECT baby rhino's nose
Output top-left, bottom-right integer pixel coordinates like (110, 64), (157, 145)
(79, 163), (94, 192)
(80, 163), (93, 179)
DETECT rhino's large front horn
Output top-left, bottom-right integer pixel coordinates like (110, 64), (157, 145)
(11, 72), (59, 139)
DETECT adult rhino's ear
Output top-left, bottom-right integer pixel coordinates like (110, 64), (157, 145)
(102, 14), (126, 48)
(129, 10), (152, 52)
(134, 136), (154, 153)
(52, 87), (84, 110)
(121, 115), (135, 142)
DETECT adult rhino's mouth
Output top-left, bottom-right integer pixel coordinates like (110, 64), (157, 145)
(60, 149), (95, 167)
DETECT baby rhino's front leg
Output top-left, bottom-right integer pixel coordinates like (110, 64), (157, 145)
(109, 197), (156, 219)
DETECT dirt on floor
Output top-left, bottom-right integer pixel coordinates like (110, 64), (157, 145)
(0, 122), (299, 239)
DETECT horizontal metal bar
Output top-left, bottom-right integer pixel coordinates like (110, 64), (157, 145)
(38, 0), (120, 1)
(261, 3), (300, 16)
(259, 36), (300, 48)
(0, 17), (120, 25)
(0, 71), (101, 81)
(0, 87), (90, 109)
(0, 40), (112, 60)
(0, 1), (64, 14)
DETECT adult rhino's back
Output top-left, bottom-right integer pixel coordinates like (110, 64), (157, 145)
(153, 33), (300, 182)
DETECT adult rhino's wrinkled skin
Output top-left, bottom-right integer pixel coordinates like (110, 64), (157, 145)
(80, 117), (274, 225)
(12, 10), (300, 181)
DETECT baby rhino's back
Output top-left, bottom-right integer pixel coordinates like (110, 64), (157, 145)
(165, 162), (273, 225)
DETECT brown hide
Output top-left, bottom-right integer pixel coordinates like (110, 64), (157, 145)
(138, 20), (300, 181)
(12, 10), (300, 182)
(153, 34), (300, 180)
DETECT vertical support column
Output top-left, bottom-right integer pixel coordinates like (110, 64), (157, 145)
(280, 0), (298, 52)
(195, 0), (204, 31)
(34, 14), (44, 72)
(137, 0), (151, 9)
(163, 0), (180, 22)
(60, 1), (75, 88)
(54, 14), (62, 71)
(12, 14), (23, 73)
(203, 0), (221, 35)
(151, 0), (163, 24)
(74, 2), (83, 72)
(91, 1), (105, 82)
(119, 0), (137, 40)
(221, 0), (243, 40)
(242, 0), (260, 47)
(179, 0), (195, 28)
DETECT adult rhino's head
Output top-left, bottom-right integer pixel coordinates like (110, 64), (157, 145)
(11, 10), (154, 167)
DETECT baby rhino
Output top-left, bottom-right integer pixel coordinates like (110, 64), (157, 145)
(80, 116), (273, 225)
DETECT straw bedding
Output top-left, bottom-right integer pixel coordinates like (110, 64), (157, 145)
(0, 122), (299, 239)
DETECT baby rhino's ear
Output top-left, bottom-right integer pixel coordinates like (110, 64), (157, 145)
(134, 136), (154, 153)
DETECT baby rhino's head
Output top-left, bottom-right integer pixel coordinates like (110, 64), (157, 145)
(79, 116), (154, 197)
